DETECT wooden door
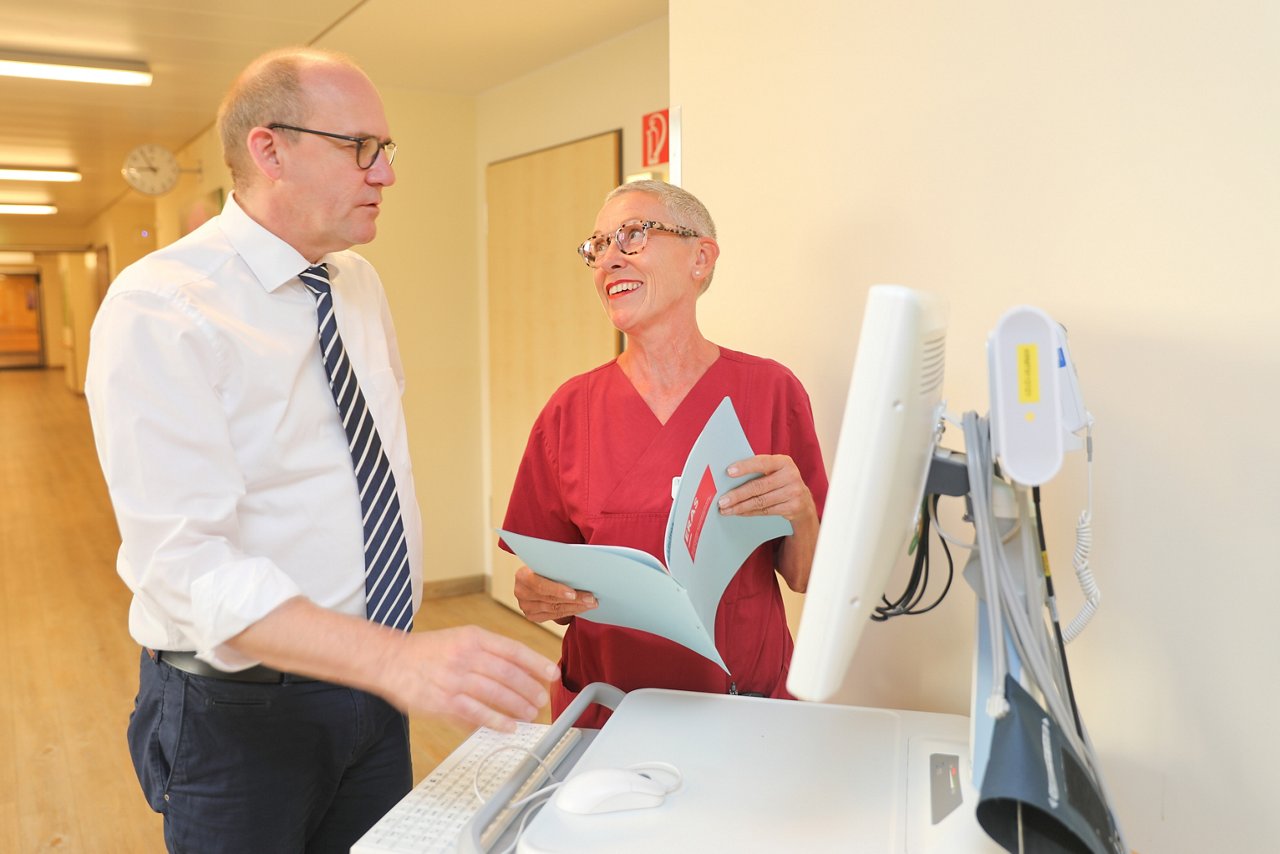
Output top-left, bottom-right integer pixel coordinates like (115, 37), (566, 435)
(486, 132), (621, 621)
(0, 272), (42, 368)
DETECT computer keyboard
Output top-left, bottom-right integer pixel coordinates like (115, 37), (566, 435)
(352, 722), (581, 854)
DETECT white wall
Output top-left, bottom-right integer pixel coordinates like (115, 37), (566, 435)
(34, 254), (64, 369)
(88, 197), (156, 287)
(672, 1), (1277, 851)
(476, 18), (669, 180)
(57, 251), (94, 393)
(156, 126), (230, 252)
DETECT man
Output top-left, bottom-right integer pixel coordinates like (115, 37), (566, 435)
(85, 47), (557, 853)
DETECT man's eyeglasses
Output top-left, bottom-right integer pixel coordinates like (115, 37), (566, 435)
(267, 123), (397, 170)
(577, 220), (700, 268)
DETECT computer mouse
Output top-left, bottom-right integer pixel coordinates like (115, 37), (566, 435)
(553, 766), (674, 815)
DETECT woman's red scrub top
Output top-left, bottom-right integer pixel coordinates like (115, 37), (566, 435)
(502, 347), (829, 728)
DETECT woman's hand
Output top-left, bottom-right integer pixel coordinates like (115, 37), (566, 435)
(717, 454), (821, 592)
(718, 454), (817, 524)
(514, 565), (599, 624)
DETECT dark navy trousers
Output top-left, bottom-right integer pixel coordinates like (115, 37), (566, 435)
(127, 650), (412, 853)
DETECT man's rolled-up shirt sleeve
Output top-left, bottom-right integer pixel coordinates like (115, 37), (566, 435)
(87, 289), (303, 671)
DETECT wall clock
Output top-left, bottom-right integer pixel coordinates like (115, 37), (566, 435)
(120, 143), (182, 196)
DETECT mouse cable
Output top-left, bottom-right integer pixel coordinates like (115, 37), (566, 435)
(494, 792), (555, 854)
(472, 744), (565, 808)
(478, 745), (569, 854)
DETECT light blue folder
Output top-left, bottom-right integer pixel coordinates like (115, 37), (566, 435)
(499, 397), (792, 671)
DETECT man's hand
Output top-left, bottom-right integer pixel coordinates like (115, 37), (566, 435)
(377, 625), (560, 732)
(225, 598), (560, 733)
(514, 565), (598, 624)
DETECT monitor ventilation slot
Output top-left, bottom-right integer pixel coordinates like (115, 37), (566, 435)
(919, 332), (946, 394)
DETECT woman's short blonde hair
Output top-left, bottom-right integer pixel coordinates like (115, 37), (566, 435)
(605, 180), (718, 292)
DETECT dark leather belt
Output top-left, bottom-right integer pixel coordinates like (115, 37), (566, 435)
(153, 649), (317, 684)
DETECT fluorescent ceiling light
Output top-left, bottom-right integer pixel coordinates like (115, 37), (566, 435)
(0, 204), (58, 215)
(0, 49), (151, 87)
(0, 251), (36, 264)
(0, 167), (82, 182)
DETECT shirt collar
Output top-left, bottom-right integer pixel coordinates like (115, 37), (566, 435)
(218, 192), (340, 293)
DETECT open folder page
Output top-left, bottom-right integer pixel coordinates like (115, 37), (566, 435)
(499, 397), (792, 671)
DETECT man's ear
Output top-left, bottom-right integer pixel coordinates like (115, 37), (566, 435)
(246, 126), (284, 181)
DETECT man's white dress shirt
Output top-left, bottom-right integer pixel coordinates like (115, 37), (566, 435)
(86, 194), (423, 671)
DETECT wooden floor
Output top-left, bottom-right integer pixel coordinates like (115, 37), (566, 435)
(0, 367), (561, 853)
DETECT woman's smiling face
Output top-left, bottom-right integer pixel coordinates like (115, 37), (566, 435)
(590, 191), (702, 335)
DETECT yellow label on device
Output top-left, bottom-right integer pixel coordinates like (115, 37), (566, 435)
(1017, 344), (1040, 403)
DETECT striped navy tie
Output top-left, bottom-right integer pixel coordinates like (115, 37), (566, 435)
(301, 264), (414, 632)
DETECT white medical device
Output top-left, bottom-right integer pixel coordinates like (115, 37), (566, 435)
(987, 305), (1090, 486)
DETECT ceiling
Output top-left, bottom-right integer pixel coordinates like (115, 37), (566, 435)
(0, 0), (667, 230)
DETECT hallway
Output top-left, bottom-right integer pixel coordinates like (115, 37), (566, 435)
(0, 367), (559, 851)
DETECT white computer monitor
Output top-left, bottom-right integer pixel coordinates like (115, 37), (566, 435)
(788, 284), (949, 702)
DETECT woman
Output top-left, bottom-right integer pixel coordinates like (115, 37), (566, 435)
(502, 181), (828, 727)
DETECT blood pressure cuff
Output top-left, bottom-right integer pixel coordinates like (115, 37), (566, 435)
(976, 675), (1124, 854)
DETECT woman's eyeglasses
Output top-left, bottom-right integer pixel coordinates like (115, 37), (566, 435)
(577, 220), (699, 268)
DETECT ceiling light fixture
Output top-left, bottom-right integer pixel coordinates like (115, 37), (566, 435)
(0, 251), (36, 264)
(0, 167), (82, 182)
(0, 204), (58, 215)
(0, 49), (152, 87)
